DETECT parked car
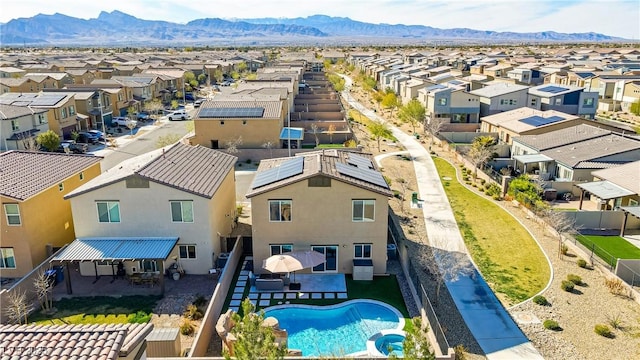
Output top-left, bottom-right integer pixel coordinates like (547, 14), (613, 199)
(112, 117), (138, 127)
(184, 93), (196, 102)
(136, 112), (151, 121)
(56, 140), (88, 154)
(194, 98), (206, 108)
(167, 109), (191, 121)
(87, 130), (105, 142)
(76, 131), (99, 144)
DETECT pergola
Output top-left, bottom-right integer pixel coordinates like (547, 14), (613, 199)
(513, 153), (554, 175)
(51, 237), (179, 296)
(574, 181), (635, 210)
(620, 206), (640, 237)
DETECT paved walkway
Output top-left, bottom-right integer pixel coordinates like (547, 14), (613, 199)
(341, 76), (543, 359)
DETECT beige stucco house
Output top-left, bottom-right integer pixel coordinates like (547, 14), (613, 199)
(64, 143), (237, 275)
(246, 150), (392, 277)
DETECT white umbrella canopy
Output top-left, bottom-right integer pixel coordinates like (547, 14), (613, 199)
(262, 254), (304, 274)
(288, 250), (326, 269)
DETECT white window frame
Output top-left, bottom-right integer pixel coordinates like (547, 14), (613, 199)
(438, 98), (447, 106)
(96, 201), (121, 223)
(0, 248), (16, 269)
(629, 199), (638, 206)
(179, 244), (197, 259)
(4, 204), (21, 226)
(352, 199), (375, 222)
(269, 200), (292, 222)
(354, 244), (372, 259)
(10, 120), (19, 131)
(170, 200), (194, 223)
(270, 244), (293, 256)
(139, 260), (158, 273)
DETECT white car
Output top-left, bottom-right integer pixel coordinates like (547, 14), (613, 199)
(112, 117), (138, 127)
(167, 110), (191, 121)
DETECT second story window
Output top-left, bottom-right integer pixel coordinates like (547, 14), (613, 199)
(438, 98), (447, 106)
(170, 201), (194, 223)
(69, 105), (76, 116)
(10, 120), (19, 131)
(269, 200), (292, 222)
(61, 107), (67, 118)
(352, 200), (375, 222)
(96, 201), (120, 223)
(37, 114), (47, 125)
(3, 204), (21, 226)
(270, 244), (293, 256)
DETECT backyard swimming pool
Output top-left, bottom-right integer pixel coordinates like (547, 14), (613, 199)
(263, 299), (404, 357)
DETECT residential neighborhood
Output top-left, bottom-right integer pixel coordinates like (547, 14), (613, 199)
(1, 6), (640, 360)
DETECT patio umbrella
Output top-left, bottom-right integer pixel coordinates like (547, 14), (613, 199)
(262, 250), (326, 283)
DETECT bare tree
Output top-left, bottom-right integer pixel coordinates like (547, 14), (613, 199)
(424, 117), (445, 150)
(541, 208), (581, 258)
(4, 290), (30, 324)
(466, 136), (496, 180)
(417, 242), (475, 306)
(225, 136), (243, 155)
(34, 270), (54, 313)
(126, 121), (137, 136)
(310, 124), (320, 147)
(261, 141), (274, 158)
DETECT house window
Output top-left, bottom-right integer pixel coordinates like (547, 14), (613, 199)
(438, 98), (447, 106)
(269, 200), (292, 222)
(96, 201), (121, 223)
(69, 105), (76, 116)
(0, 248), (16, 269)
(509, 99), (517, 105)
(530, 98), (537, 106)
(4, 204), (21, 226)
(270, 244), (293, 256)
(179, 245), (197, 259)
(583, 98), (594, 107)
(354, 244), (372, 259)
(139, 260), (158, 273)
(10, 120), (19, 131)
(555, 98), (562, 105)
(58, 183), (64, 192)
(79, 172), (84, 180)
(170, 201), (194, 223)
(352, 200), (375, 222)
(37, 114), (46, 124)
(629, 199), (638, 207)
(61, 107), (67, 118)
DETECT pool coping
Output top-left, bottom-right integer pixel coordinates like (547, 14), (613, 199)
(264, 299), (406, 357)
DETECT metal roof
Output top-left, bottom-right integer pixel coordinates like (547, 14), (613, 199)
(513, 153), (554, 164)
(575, 181), (635, 200)
(620, 206), (640, 220)
(52, 237), (179, 262)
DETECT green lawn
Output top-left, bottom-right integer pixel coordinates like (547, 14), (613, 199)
(575, 235), (640, 263)
(433, 157), (550, 306)
(30, 295), (159, 325)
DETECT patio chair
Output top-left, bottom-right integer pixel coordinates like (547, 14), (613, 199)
(128, 273), (142, 285)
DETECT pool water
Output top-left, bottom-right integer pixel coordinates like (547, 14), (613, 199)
(263, 300), (403, 357)
(375, 333), (405, 356)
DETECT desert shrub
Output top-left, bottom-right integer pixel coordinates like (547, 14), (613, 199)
(577, 259), (587, 268)
(479, 188), (484, 192)
(567, 274), (582, 285)
(454, 344), (467, 360)
(604, 278), (628, 297)
(492, 195), (501, 201)
(128, 311), (151, 324)
(184, 304), (203, 320)
(180, 319), (195, 335)
(543, 320), (561, 331)
(561, 280), (575, 292)
(193, 295), (207, 307)
(594, 324), (613, 338)
(533, 295), (549, 306)
(561, 244), (569, 255)
(606, 314), (623, 330)
(480, 179), (486, 185)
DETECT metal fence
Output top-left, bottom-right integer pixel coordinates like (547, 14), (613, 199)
(566, 234), (618, 270)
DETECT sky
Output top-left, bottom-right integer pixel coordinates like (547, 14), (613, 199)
(1, 0), (639, 39)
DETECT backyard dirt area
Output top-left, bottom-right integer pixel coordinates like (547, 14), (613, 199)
(344, 76), (640, 359)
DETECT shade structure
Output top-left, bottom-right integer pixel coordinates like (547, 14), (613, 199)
(262, 250), (326, 283)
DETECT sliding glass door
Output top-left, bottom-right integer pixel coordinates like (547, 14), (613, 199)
(312, 245), (338, 273)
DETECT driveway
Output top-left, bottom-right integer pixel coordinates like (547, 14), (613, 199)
(340, 74), (543, 359)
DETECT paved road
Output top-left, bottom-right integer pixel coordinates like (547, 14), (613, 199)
(340, 74), (543, 360)
(98, 120), (191, 170)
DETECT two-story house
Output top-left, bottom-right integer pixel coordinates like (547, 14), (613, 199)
(469, 83), (530, 116)
(527, 84), (599, 119)
(246, 150), (392, 278)
(0, 151), (102, 277)
(0, 104), (49, 151)
(417, 83), (481, 129)
(64, 143), (237, 276)
(0, 92), (78, 138)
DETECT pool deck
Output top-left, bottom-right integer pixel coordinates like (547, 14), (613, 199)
(228, 258), (348, 312)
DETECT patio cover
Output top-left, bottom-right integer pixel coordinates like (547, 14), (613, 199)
(513, 153), (553, 164)
(575, 181), (635, 200)
(620, 206), (640, 220)
(51, 237), (179, 262)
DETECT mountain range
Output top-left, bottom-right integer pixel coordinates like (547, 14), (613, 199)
(0, 10), (625, 46)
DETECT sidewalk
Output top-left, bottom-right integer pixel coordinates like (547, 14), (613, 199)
(341, 75), (542, 360)
(89, 120), (165, 157)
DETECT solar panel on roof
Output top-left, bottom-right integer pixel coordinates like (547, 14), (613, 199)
(30, 94), (65, 106)
(347, 154), (373, 169)
(449, 80), (463, 85)
(538, 86), (568, 94)
(335, 162), (388, 188)
(252, 156), (304, 188)
(519, 115), (565, 127)
(199, 107), (265, 118)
